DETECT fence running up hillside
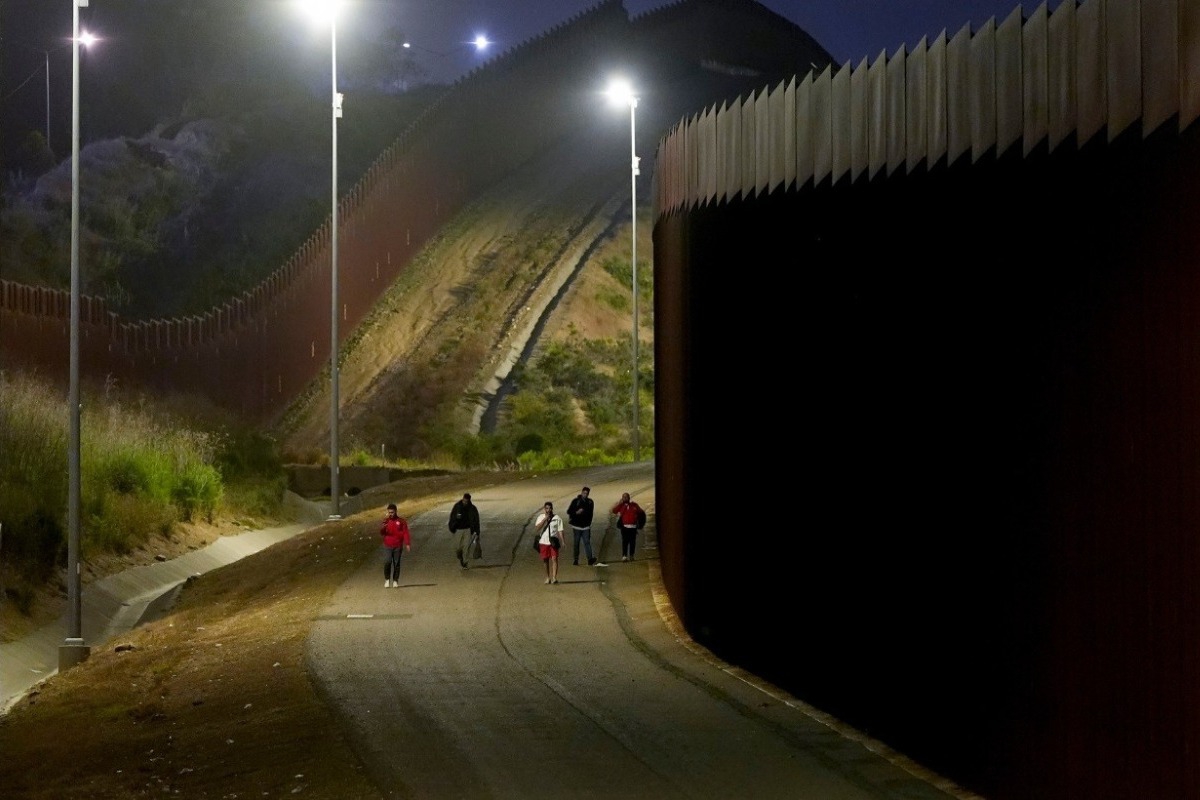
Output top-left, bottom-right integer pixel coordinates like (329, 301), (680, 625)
(654, 0), (1200, 214)
(0, 0), (629, 418)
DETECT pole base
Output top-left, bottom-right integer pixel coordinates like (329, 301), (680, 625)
(59, 640), (91, 671)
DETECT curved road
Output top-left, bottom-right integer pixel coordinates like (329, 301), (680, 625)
(308, 462), (964, 800)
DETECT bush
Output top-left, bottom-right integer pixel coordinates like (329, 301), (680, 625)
(0, 372), (239, 575)
(222, 475), (286, 519)
(86, 493), (177, 555)
(103, 452), (156, 495)
(216, 430), (282, 478)
(172, 463), (223, 523)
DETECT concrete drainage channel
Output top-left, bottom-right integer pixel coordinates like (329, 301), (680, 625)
(0, 492), (326, 714)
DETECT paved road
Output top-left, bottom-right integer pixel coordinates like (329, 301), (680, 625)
(308, 462), (964, 800)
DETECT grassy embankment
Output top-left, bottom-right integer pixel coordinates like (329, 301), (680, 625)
(0, 370), (284, 620)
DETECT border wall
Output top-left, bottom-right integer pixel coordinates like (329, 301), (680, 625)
(0, 0), (630, 420)
(652, 1), (1200, 796)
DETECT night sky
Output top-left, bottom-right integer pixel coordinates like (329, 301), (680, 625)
(2, 0), (1046, 157)
(390, 0), (1046, 82)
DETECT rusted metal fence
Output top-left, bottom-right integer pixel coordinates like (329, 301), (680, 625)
(651, 1), (1200, 797)
(0, 0), (628, 420)
(654, 0), (1200, 212)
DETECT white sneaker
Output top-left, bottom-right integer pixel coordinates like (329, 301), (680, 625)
(622, 556), (628, 562)
(545, 578), (551, 584)
(595, 562), (608, 567)
(384, 579), (392, 588)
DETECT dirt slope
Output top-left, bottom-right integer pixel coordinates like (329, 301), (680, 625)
(276, 124), (653, 460)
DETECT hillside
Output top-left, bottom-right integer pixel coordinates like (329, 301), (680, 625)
(277, 123), (653, 461)
(1, 0), (833, 462)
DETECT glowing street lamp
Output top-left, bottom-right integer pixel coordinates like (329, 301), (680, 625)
(299, 0), (344, 519)
(62, 1), (96, 672)
(605, 78), (641, 461)
(403, 32), (492, 59)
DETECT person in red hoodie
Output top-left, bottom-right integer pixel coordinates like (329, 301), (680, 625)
(611, 492), (644, 562)
(380, 503), (412, 588)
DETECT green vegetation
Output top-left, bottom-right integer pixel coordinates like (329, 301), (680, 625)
(0, 371), (286, 594)
(423, 327), (654, 470)
(600, 255), (654, 314)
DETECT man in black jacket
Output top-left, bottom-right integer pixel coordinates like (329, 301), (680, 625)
(448, 493), (481, 569)
(566, 486), (603, 567)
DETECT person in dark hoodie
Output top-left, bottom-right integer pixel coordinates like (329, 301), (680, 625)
(567, 486), (603, 566)
(447, 492), (481, 569)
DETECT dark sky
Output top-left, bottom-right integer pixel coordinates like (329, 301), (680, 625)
(387, 0), (1048, 83)
(4, 1), (1049, 91)
(2, 0), (1048, 157)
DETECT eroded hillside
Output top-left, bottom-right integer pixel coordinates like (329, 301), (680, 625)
(277, 124), (655, 462)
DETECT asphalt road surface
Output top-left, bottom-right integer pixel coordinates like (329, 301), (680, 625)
(307, 462), (963, 800)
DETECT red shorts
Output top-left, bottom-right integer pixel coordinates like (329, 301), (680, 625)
(539, 543), (558, 560)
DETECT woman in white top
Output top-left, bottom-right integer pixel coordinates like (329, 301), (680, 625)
(535, 501), (564, 584)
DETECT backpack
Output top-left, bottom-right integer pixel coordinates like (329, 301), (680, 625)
(635, 507), (646, 530)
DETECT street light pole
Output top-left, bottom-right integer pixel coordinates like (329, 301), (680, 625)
(297, 0), (343, 519)
(627, 93), (640, 462)
(328, 11), (343, 520)
(61, 0), (91, 672)
(44, 49), (51, 146)
(606, 78), (641, 462)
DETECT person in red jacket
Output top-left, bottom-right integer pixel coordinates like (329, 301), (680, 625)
(611, 492), (644, 562)
(380, 503), (412, 588)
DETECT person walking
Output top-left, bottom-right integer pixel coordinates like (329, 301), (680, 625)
(535, 501), (564, 584)
(448, 492), (481, 570)
(611, 492), (644, 562)
(379, 503), (411, 587)
(567, 486), (604, 566)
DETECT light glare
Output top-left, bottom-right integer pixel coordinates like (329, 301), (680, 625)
(298, 0), (340, 24)
(606, 78), (636, 108)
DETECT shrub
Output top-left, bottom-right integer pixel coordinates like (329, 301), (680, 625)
(216, 429), (282, 479)
(172, 463), (223, 523)
(222, 475), (286, 519)
(86, 493), (177, 555)
(0, 372), (238, 575)
(103, 452), (155, 495)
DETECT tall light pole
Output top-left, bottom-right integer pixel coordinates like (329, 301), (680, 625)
(61, 0), (94, 672)
(300, 0), (343, 519)
(606, 79), (640, 461)
(328, 11), (342, 520)
(44, 49), (51, 146)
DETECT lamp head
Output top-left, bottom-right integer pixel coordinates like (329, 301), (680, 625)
(605, 78), (638, 109)
(298, 0), (341, 25)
